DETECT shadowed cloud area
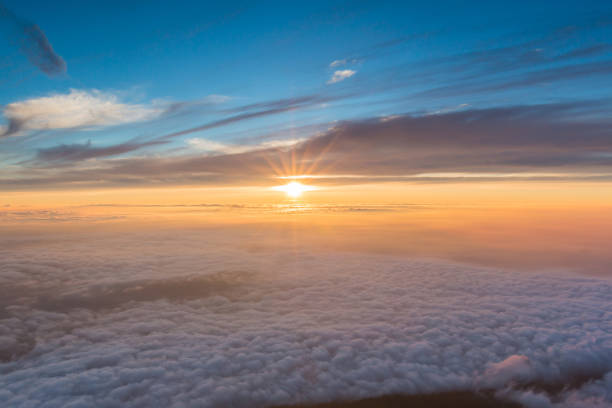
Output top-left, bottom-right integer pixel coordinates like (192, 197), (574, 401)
(273, 391), (521, 408)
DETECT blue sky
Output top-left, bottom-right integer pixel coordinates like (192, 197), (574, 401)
(1, 0), (612, 188)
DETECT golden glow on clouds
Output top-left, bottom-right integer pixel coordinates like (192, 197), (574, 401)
(276, 172), (612, 180)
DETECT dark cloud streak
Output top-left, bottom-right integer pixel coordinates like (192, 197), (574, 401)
(0, 3), (66, 76)
(32, 139), (168, 164)
(418, 60), (612, 98)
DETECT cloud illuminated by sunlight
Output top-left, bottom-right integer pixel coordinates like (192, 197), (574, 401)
(1, 89), (162, 138)
(327, 69), (356, 84)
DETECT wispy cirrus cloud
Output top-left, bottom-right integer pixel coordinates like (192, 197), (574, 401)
(32, 139), (168, 164)
(0, 3), (66, 76)
(323, 22), (612, 105)
(327, 69), (356, 84)
(154, 93), (343, 142)
(187, 137), (303, 155)
(329, 58), (360, 68)
(418, 59), (612, 98)
(328, 34), (430, 69)
(329, 59), (347, 67)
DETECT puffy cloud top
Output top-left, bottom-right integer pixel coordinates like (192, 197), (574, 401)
(0, 229), (611, 407)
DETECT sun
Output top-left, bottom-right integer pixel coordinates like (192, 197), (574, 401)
(272, 181), (316, 198)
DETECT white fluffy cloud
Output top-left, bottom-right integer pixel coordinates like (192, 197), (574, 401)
(0, 228), (611, 408)
(327, 69), (356, 84)
(1, 89), (162, 136)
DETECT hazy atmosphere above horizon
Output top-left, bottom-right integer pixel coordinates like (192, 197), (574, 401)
(1, 1), (612, 408)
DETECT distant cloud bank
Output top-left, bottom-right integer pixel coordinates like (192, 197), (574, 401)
(3, 102), (610, 189)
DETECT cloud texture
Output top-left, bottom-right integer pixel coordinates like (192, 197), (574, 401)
(327, 70), (356, 84)
(1, 89), (163, 138)
(0, 228), (611, 407)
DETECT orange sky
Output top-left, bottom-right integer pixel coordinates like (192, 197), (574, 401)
(3, 180), (612, 208)
(3, 181), (612, 276)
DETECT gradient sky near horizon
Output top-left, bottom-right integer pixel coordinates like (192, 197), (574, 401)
(1, 0), (612, 193)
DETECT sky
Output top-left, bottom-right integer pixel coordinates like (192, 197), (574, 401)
(3, 2), (612, 408)
(1, 0), (612, 193)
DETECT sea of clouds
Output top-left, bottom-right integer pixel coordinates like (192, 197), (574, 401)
(0, 228), (611, 408)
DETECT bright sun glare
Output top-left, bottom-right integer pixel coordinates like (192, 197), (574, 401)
(272, 181), (316, 198)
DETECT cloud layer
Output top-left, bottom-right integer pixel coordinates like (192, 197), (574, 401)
(3, 103), (610, 189)
(0, 228), (611, 407)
